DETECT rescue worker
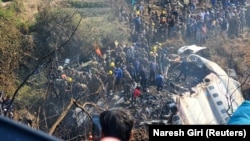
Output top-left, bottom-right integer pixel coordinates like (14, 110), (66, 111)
(176, 57), (188, 81)
(113, 66), (123, 91)
(106, 70), (114, 92)
(122, 67), (134, 103)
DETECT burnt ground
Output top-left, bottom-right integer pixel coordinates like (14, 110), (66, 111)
(110, 61), (212, 141)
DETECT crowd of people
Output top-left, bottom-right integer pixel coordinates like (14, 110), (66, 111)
(51, 0), (250, 107)
(102, 0), (249, 103)
(1, 0), (249, 116)
(127, 0), (249, 46)
(0, 1), (250, 141)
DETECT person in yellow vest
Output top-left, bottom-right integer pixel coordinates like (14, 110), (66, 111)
(65, 76), (73, 91)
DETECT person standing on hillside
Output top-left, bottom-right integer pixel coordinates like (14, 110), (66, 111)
(176, 57), (188, 81)
(162, 54), (171, 79)
(149, 60), (159, 85)
(122, 67), (134, 103)
(114, 66), (123, 91)
(134, 14), (142, 34)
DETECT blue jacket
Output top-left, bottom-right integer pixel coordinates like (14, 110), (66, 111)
(227, 100), (250, 125)
(114, 68), (123, 79)
(155, 75), (164, 85)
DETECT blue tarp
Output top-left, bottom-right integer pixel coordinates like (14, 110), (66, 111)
(227, 101), (250, 125)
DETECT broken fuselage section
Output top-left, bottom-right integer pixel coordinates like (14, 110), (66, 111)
(169, 47), (244, 125)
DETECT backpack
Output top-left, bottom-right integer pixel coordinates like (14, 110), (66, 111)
(114, 68), (123, 79)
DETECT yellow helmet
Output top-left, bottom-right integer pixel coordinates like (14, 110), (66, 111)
(153, 45), (157, 51)
(136, 11), (140, 16)
(67, 77), (73, 83)
(108, 70), (113, 75)
(110, 62), (115, 67)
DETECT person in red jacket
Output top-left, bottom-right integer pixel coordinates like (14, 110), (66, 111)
(132, 85), (141, 105)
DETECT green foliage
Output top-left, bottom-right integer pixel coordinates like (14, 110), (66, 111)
(79, 16), (130, 48)
(69, 1), (109, 8)
(0, 6), (22, 96)
(16, 20), (30, 34)
(0, 6), (15, 18)
(7, 0), (25, 13)
(16, 85), (41, 108)
(31, 8), (85, 59)
(16, 72), (47, 108)
(0, 1), (27, 32)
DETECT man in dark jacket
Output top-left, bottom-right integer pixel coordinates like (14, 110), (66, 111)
(155, 72), (164, 92)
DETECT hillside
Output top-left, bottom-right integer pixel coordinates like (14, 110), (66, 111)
(1, 0), (250, 141)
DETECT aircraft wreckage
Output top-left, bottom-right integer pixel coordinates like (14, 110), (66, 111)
(72, 45), (244, 127)
(167, 45), (244, 125)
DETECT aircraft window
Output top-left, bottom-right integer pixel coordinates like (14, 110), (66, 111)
(212, 93), (218, 97)
(208, 86), (214, 90)
(221, 109), (227, 114)
(216, 101), (223, 105)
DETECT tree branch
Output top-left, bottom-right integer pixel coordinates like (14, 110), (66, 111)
(49, 98), (74, 135)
